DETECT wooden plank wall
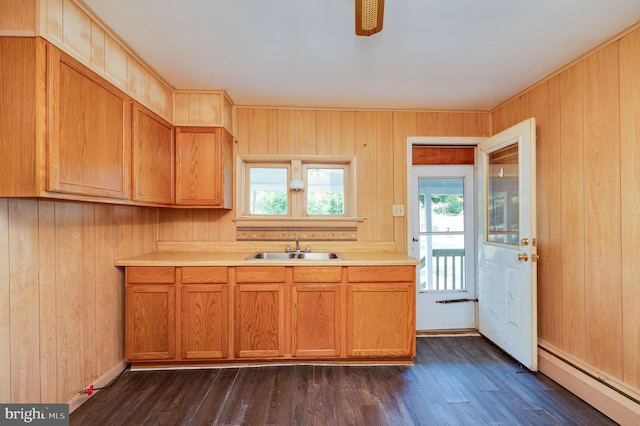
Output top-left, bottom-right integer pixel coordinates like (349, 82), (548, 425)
(158, 109), (490, 252)
(0, 199), (157, 403)
(491, 27), (640, 396)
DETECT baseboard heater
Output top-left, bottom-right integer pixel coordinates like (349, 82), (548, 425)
(436, 298), (478, 304)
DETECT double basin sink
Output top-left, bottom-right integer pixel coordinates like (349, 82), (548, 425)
(246, 251), (342, 260)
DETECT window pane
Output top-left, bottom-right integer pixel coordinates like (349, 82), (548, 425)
(487, 144), (519, 245)
(249, 168), (288, 215)
(418, 178), (465, 233)
(307, 168), (344, 215)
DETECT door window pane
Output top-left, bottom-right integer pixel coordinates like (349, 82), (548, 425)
(487, 144), (519, 245)
(306, 168), (345, 215)
(418, 177), (466, 291)
(249, 167), (288, 215)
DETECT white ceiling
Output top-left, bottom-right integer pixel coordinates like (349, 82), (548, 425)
(84, 0), (640, 111)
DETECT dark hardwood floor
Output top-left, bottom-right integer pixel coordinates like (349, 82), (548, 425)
(71, 336), (617, 425)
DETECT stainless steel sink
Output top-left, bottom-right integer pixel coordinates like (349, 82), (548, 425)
(245, 251), (342, 260)
(246, 252), (298, 260)
(297, 252), (342, 260)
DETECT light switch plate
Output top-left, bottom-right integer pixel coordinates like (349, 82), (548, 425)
(392, 204), (405, 216)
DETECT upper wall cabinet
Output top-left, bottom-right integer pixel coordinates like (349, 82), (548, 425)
(47, 44), (132, 200)
(0, 37), (48, 197)
(175, 127), (233, 208)
(132, 102), (175, 205)
(0, 37), (130, 202)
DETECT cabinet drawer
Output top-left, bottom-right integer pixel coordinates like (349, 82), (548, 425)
(127, 267), (175, 284)
(293, 267), (342, 283)
(182, 266), (228, 284)
(235, 266), (286, 283)
(347, 266), (414, 283)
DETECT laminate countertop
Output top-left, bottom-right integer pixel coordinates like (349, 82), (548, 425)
(115, 250), (418, 267)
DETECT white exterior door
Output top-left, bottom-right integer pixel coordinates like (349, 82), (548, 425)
(477, 118), (538, 370)
(412, 165), (476, 331)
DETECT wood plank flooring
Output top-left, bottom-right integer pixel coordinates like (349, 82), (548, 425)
(70, 336), (617, 425)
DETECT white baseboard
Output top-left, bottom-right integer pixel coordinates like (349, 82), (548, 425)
(66, 360), (128, 413)
(539, 348), (640, 425)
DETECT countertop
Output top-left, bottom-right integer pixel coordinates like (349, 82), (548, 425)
(115, 241), (418, 267)
(115, 250), (418, 267)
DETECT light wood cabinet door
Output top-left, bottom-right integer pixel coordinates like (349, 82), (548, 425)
(125, 267), (176, 361)
(175, 127), (233, 208)
(181, 284), (228, 359)
(346, 265), (416, 358)
(132, 102), (174, 204)
(125, 284), (176, 361)
(235, 284), (285, 358)
(292, 284), (341, 357)
(47, 45), (131, 199)
(180, 266), (229, 360)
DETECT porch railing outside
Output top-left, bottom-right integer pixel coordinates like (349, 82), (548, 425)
(420, 248), (465, 291)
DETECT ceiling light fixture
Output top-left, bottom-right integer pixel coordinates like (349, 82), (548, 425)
(355, 0), (384, 36)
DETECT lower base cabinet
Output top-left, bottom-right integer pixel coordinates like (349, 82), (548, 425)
(346, 266), (416, 357)
(181, 267), (229, 359)
(292, 267), (342, 358)
(125, 267), (176, 361)
(124, 264), (415, 364)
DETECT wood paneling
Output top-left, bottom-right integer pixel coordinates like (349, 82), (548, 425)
(560, 62), (587, 360)
(161, 107), (489, 243)
(619, 28), (640, 392)
(0, 198), (158, 404)
(583, 43), (622, 377)
(412, 147), (475, 165)
(491, 26), (640, 398)
(174, 91), (233, 131)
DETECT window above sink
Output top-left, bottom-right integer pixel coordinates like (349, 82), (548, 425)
(237, 154), (358, 219)
(235, 155), (364, 240)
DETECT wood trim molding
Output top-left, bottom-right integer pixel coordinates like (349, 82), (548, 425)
(66, 360), (128, 413)
(538, 347), (640, 424)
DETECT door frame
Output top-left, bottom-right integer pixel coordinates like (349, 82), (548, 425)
(406, 137), (485, 260)
(406, 137), (486, 331)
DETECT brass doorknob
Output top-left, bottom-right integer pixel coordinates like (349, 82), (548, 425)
(531, 254), (540, 262)
(518, 253), (529, 262)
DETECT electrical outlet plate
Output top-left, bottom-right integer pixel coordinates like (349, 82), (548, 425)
(392, 204), (405, 216)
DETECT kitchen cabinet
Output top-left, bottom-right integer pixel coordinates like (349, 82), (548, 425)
(47, 44), (132, 199)
(122, 261), (416, 366)
(234, 267), (286, 358)
(132, 102), (175, 204)
(0, 37), (132, 201)
(180, 267), (229, 360)
(125, 267), (176, 361)
(291, 267), (342, 358)
(346, 266), (416, 357)
(1, 37), (235, 209)
(175, 127), (233, 208)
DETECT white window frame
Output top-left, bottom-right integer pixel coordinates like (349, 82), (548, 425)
(236, 154), (357, 221)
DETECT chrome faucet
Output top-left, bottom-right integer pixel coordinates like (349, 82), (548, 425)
(286, 236), (310, 253)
